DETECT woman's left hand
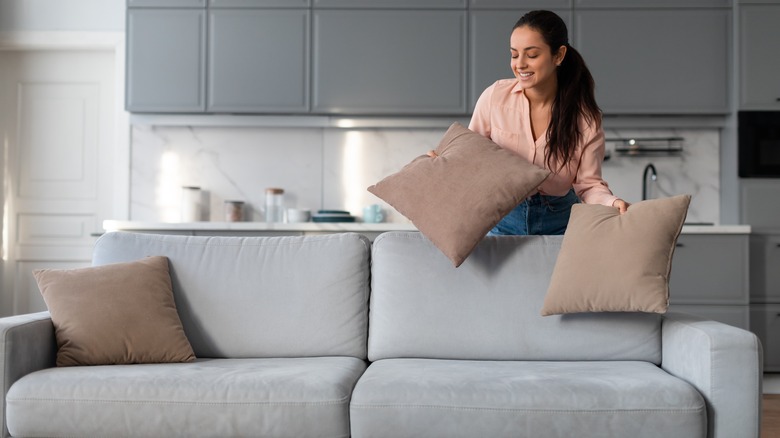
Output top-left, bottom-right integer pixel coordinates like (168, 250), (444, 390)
(612, 198), (630, 214)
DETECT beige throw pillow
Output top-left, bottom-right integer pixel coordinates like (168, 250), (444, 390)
(34, 256), (196, 366)
(541, 194), (691, 316)
(368, 122), (550, 267)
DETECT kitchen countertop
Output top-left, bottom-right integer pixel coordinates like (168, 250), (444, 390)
(103, 220), (751, 235)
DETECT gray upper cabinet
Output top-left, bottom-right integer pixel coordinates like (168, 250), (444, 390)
(576, 0), (729, 7)
(739, 5), (780, 109)
(313, 0), (465, 8)
(469, 9), (571, 111)
(209, 0), (309, 6)
(128, 0), (206, 7)
(469, 1), (571, 8)
(312, 10), (467, 114)
(126, 9), (207, 112)
(575, 9), (730, 114)
(208, 9), (309, 113)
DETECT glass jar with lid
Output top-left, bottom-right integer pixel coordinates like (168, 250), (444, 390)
(265, 188), (284, 223)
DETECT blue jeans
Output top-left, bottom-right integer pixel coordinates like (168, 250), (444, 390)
(489, 189), (580, 236)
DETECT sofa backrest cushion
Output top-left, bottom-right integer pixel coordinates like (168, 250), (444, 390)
(92, 232), (370, 359)
(369, 232), (662, 363)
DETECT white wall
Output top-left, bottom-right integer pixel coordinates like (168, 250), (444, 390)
(0, 0), (124, 32)
(130, 124), (720, 225)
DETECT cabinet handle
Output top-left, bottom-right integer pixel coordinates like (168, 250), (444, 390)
(675, 243), (684, 247)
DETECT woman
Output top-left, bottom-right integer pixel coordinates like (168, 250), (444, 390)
(470, 10), (629, 235)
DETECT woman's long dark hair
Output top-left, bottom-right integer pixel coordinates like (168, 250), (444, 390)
(514, 10), (601, 173)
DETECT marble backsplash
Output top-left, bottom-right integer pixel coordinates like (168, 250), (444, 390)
(130, 124), (719, 224)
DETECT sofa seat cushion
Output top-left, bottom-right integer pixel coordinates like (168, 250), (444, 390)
(6, 357), (366, 438)
(350, 359), (705, 438)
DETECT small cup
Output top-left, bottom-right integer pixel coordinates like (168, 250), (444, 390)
(286, 208), (311, 223)
(363, 204), (384, 223)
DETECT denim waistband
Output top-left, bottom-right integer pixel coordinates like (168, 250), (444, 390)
(525, 188), (577, 206)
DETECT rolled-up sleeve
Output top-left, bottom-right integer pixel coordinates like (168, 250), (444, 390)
(468, 83), (494, 138)
(573, 126), (618, 207)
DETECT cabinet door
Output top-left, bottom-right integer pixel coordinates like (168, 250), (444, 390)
(313, 0), (465, 8)
(469, 9), (571, 111)
(739, 5), (780, 109)
(210, 0), (309, 6)
(208, 9), (309, 113)
(669, 234), (749, 305)
(750, 305), (780, 372)
(128, 0), (205, 7)
(126, 9), (206, 112)
(575, 9), (730, 114)
(313, 10), (467, 114)
(469, 0), (570, 8)
(575, 0), (729, 7)
(670, 304), (749, 330)
(750, 234), (780, 303)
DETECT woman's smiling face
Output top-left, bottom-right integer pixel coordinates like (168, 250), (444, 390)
(510, 25), (565, 91)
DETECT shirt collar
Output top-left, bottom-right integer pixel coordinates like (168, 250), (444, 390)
(511, 80), (525, 94)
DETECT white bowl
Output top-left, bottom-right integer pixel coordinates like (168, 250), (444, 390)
(286, 208), (311, 223)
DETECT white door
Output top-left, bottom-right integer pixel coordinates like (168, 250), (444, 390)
(0, 50), (118, 315)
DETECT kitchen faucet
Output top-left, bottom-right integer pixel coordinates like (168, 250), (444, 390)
(642, 163), (657, 201)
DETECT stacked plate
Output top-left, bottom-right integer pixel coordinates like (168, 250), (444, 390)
(311, 210), (356, 223)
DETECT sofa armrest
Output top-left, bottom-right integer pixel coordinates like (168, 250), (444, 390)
(0, 312), (56, 438)
(661, 311), (762, 438)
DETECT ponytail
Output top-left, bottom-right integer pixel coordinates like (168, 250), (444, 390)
(547, 44), (601, 173)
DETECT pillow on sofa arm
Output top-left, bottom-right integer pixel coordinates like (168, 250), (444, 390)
(541, 194), (691, 316)
(368, 122), (550, 267)
(33, 255), (195, 367)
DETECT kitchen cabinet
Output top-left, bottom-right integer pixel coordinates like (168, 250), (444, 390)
(575, 8), (730, 114)
(739, 4), (780, 109)
(468, 9), (571, 111)
(128, 0), (205, 7)
(741, 180), (780, 229)
(208, 9), (309, 113)
(668, 233), (750, 329)
(125, 2), (734, 115)
(749, 233), (780, 303)
(469, 0), (570, 7)
(312, 9), (467, 114)
(671, 304), (749, 330)
(749, 232), (780, 370)
(209, 0), (309, 6)
(313, 0), (465, 8)
(126, 8), (206, 112)
(669, 234), (749, 305)
(751, 305), (780, 371)
(575, 0), (729, 7)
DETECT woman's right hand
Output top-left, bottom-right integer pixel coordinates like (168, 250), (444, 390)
(612, 198), (630, 214)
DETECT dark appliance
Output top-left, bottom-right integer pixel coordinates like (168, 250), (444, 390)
(739, 111), (780, 178)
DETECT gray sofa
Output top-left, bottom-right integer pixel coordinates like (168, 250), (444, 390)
(0, 231), (763, 437)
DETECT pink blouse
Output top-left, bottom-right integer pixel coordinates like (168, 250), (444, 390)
(469, 79), (618, 207)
